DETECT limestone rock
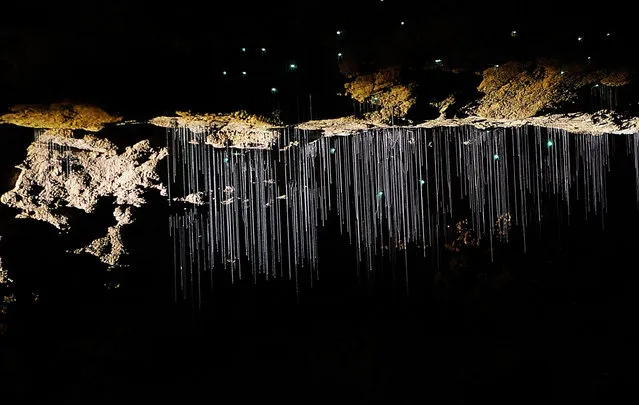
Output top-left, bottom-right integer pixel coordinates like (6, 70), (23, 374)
(150, 110), (280, 149)
(297, 116), (387, 136)
(471, 61), (631, 120)
(173, 192), (207, 205)
(74, 206), (133, 267)
(343, 67), (416, 123)
(1, 129), (167, 230)
(0, 103), (122, 132)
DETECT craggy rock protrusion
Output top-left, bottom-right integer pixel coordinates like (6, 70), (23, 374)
(297, 116), (387, 136)
(0, 260), (8, 286)
(74, 206), (133, 266)
(0, 103), (122, 132)
(0, 255), (13, 320)
(173, 192), (207, 205)
(150, 110), (281, 149)
(470, 61), (631, 120)
(343, 67), (417, 123)
(298, 110), (639, 136)
(0, 129), (167, 230)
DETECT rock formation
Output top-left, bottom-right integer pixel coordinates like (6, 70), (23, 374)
(150, 110), (281, 149)
(0, 128), (167, 266)
(343, 67), (417, 123)
(0, 60), (636, 271)
(0, 103), (122, 132)
(74, 206), (133, 267)
(470, 61), (631, 119)
(1, 129), (167, 230)
(0, 255), (13, 320)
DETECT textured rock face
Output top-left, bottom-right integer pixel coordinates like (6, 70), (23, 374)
(471, 61), (631, 120)
(297, 116), (386, 135)
(0, 261), (8, 285)
(0, 103), (122, 132)
(173, 192), (207, 205)
(298, 111), (639, 137)
(0, 255), (13, 319)
(150, 110), (280, 149)
(0, 129), (167, 266)
(1, 129), (167, 231)
(343, 67), (416, 123)
(74, 206), (133, 266)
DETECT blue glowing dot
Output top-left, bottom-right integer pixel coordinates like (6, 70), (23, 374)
(241, 47), (246, 52)
(271, 87), (278, 94)
(223, 157), (229, 163)
(337, 30), (342, 35)
(547, 140), (553, 147)
(289, 63), (297, 71)
(435, 59), (442, 63)
(377, 191), (384, 198)
(419, 179), (426, 185)
(337, 52), (343, 57)
(222, 71), (227, 76)
(330, 147), (336, 154)
(261, 48), (266, 52)
(493, 154), (500, 160)
(242, 71), (247, 76)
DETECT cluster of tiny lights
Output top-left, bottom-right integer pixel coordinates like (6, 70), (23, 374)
(209, 9), (621, 102)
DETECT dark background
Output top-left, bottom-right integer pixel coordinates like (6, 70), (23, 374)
(1, 1), (638, 119)
(1, 2), (639, 404)
(0, 125), (638, 404)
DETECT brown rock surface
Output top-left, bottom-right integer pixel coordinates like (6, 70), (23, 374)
(74, 206), (133, 266)
(471, 61), (631, 120)
(343, 67), (416, 123)
(150, 110), (281, 149)
(0, 103), (122, 132)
